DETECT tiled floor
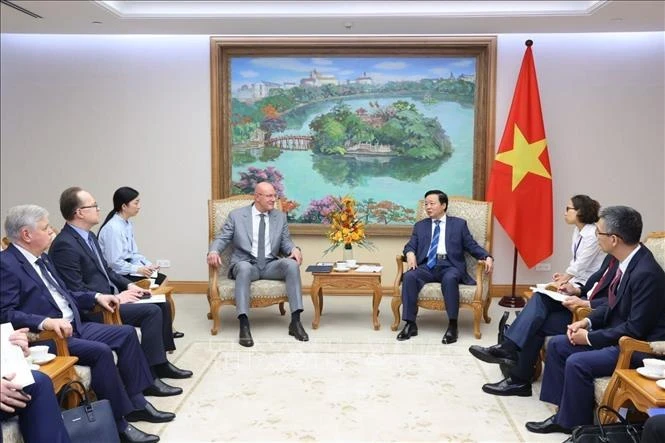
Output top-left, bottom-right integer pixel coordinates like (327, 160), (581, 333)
(140, 293), (565, 442)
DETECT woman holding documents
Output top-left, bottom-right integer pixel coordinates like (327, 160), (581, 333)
(551, 194), (606, 288)
(98, 187), (166, 286)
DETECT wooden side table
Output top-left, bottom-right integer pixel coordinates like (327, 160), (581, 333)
(310, 267), (382, 330)
(39, 356), (82, 408)
(607, 369), (665, 415)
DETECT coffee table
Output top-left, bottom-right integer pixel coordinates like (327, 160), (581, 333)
(310, 265), (382, 330)
(39, 356), (81, 407)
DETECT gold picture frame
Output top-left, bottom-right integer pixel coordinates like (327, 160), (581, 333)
(211, 36), (496, 235)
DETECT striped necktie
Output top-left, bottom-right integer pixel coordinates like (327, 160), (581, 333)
(35, 257), (82, 329)
(607, 268), (623, 307)
(427, 220), (441, 269)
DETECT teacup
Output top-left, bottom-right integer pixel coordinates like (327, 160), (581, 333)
(643, 358), (665, 376)
(335, 262), (349, 271)
(345, 259), (357, 267)
(29, 345), (49, 359)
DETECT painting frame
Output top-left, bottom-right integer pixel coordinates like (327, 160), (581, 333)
(210, 36), (497, 235)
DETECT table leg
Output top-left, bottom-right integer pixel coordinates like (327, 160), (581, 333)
(372, 282), (382, 330)
(311, 281), (322, 329)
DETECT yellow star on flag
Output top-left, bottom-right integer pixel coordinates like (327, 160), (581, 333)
(495, 124), (551, 190)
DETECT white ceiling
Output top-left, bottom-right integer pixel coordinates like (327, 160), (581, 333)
(1, 0), (663, 35)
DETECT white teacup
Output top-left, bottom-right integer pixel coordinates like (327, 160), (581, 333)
(345, 259), (357, 267)
(29, 345), (49, 359)
(643, 358), (665, 376)
(335, 262), (349, 270)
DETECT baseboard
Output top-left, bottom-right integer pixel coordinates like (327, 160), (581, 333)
(170, 280), (531, 299)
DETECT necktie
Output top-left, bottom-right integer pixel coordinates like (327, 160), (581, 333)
(35, 257), (82, 329)
(257, 214), (266, 270)
(588, 258), (618, 301)
(427, 220), (441, 269)
(88, 234), (118, 294)
(607, 268), (623, 307)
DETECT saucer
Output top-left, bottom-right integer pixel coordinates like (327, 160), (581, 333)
(30, 353), (56, 365)
(348, 264), (359, 269)
(636, 367), (665, 380)
(657, 379), (665, 390)
(334, 267), (350, 272)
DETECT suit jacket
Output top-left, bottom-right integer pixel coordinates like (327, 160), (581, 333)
(49, 223), (131, 294)
(403, 215), (490, 285)
(586, 245), (665, 349)
(209, 204), (296, 276)
(0, 244), (96, 332)
(580, 254), (617, 309)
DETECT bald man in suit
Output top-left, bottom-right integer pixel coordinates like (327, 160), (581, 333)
(207, 182), (307, 347)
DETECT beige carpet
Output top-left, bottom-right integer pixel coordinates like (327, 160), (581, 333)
(139, 336), (563, 442)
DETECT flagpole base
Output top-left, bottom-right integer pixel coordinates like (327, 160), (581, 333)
(498, 295), (526, 308)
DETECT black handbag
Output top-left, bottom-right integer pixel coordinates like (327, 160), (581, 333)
(571, 405), (644, 443)
(59, 380), (120, 443)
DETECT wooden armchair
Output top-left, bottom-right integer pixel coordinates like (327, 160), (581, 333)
(597, 337), (665, 423)
(390, 197), (493, 339)
(206, 196), (288, 335)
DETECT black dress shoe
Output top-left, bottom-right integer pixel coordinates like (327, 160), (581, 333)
(126, 402), (175, 423)
(469, 343), (518, 366)
(239, 324), (254, 347)
(154, 361), (193, 379)
(482, 377), (532, 397)
(525, 414), (572, 435)
(288, 321), (309, 341)
(441, 324), (458, 344)
(143, 378), (183, 397)
(120, 424), (160, 443)
(396, 323), (418, 341)
(173, 331), (184, 339)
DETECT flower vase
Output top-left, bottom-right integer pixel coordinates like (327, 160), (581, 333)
(343, 245), (354, 261)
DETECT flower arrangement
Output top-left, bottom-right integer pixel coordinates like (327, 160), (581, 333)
(324, 196), (374, 254)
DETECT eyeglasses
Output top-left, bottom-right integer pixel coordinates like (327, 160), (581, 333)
(78, 204), (100, 211)
(565, 206), (576, 212)
(595, 228), (622, 240)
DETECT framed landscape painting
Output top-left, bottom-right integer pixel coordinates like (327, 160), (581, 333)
(211, 37), (496, 235)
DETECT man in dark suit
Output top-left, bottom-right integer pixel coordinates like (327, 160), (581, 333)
(525, 206), (665, 435)
(207, 181), (307, 347)
(49, 187), (191, 389)
(0, 204), (175, 443)
(397, 190), (493, 344)
(1, 327), (70, 443)
(468, 254), (614, 396)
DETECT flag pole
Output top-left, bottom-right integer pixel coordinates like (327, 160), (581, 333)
(498, 247), (525, 308)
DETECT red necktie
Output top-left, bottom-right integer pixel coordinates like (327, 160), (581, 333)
(588, 258), (618, 301)
(607, 268), (623, 307)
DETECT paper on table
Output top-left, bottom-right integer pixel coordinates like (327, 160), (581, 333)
(1, 323), (35, 388)
(133, 294), (166, 304)
(355, 265), (383, 273)
(529, 287), (567, 302)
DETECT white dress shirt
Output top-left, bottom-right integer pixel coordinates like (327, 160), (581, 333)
(566, 224), (607, 285)
(431, 215), (447, 255)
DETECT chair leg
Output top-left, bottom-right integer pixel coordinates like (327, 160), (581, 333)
(390, 297), (401, 331)
(209, 299), (221, 335)
(482, 295), (492, 323)
(278, 302), (286, 315)
(472, 304), (482, 339)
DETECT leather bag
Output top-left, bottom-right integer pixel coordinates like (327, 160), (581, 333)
(571, 405), (643, 443)
(59, 380), (119, 443)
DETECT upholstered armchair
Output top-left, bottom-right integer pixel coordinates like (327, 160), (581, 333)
(206, 196), (288, 336)
(390, 197), (493, 339)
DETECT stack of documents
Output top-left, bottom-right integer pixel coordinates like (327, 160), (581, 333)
(355, 265), (383, 273)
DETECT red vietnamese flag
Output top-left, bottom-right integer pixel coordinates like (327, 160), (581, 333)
(487, 41), (553, 268)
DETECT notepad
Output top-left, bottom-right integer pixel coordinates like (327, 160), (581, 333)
(529, 287), (567, 302)
(133, 294), (166, 304)
(306, 265), (333, 273)
(1, 323), (35, 388)
(355, 265), (383, 273)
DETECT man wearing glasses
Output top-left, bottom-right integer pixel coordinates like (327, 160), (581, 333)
(207, 181), (307, 347)
(49, 187), (192, 397)
(524, 206), (665, 435)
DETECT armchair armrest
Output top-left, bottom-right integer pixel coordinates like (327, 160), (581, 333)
(91, 304), (122, 325)
(573, 306), (593, 322)
(614, 336), (653, 370)
(393, 254), (406, 295)
(133, 278), (151, 290)
(28, 330), (71, 357)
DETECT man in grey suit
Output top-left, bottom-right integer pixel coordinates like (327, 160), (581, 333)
(206, 182), (308, 347)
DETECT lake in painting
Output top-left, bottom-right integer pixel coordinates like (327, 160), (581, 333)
(228, 56), (476, 224)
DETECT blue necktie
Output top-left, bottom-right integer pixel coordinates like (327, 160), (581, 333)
(87, 234), (118, 294)
(427, 220), (441, 269)
(35, 257), (82, 330)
